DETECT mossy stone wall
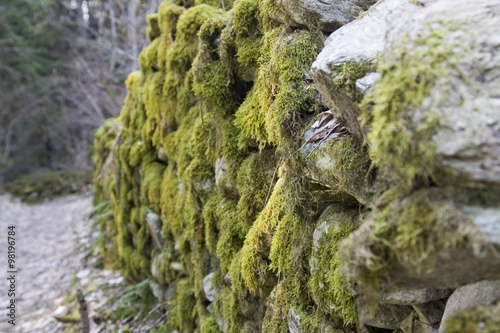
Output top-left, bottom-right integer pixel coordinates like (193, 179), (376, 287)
(92, 0), (500, 332)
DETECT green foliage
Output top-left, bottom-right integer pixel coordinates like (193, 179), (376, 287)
(0, 0), (64, 83)
(113, 278), (156, 320)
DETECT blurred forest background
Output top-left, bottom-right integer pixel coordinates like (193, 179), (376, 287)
(0, 0), (160, 183)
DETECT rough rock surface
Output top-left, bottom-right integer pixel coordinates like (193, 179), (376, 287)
(274, 0), (377, 32)
(383, 0), (500, 187)
(439, 280), (500, 333)
(312, 0), (412, 139)
(357, 294), (413, 330)
(341, 188), (500, 290)
(382, 288), (454, 305)
(203, 272), (218, 302)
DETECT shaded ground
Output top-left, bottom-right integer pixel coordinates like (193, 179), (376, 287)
(0, 193), (166, 333)
(0, 193), (94, 332)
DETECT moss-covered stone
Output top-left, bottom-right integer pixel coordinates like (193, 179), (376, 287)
(443, 304), (500, 333)
(308, 204), (359, 327)
(360, 29), (454, 190)
(340, 188), (490, 291)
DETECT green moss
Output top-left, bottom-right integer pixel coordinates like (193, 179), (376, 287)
(215, 286), (245, 333)
(331, 61), (376, 102)
(157, 3), (184, 38)
(346, 189), (471, 289)
(307, 136), (373, 205)
(171, 5), (222, 71)
(219, 0), (262, 81)
(202, 194), (247, 276)
(128, 140), (146, 167)
(200, 314), (221, 333)
(193, 15), (238, 118)
(236, 151), (278, 227)
(170, 278), (197, 332)
(140, 162), (165, 212)
(308, 205), (359, 326)
(240, 165), (316, 297)
(443, 304), (500, 333)
(147, 13), (161, 41)
(361, 28), (454, 190)
(235, 28), (323, 149)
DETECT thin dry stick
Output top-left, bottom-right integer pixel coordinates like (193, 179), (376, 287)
(138, 301), (170, 333)
(77, 289), (90, 333)
(305, 127), (336, 159)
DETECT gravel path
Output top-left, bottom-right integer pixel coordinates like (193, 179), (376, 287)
(0, 193), (93, 332)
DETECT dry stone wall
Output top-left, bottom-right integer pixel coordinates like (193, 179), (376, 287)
(92, 0), (500, 332)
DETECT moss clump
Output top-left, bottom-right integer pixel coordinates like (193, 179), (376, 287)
(240, 164), (317, 303)
(443, 304), (500, 333)
(147, 13), (161, 41)
(202, 195), (245, 273)
(235, 28), (323, 149)
(219, 0), (262, 81)
(361, 28), (454, 190)
(308, 205), (359, 326)
(193, 14), (239, 119)
(331, 61), (376, 102)
(214, 285), (244, 333)
(236, 150), (278, 227)
(170, 278), (197, 332)
(157, 3), (184, 38)
(172, 5), (222, 71)
(140, 162), (165, 212)
(200, 314), (221, 333)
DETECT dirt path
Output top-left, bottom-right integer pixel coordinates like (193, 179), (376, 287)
(0, 193), (93, 332)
